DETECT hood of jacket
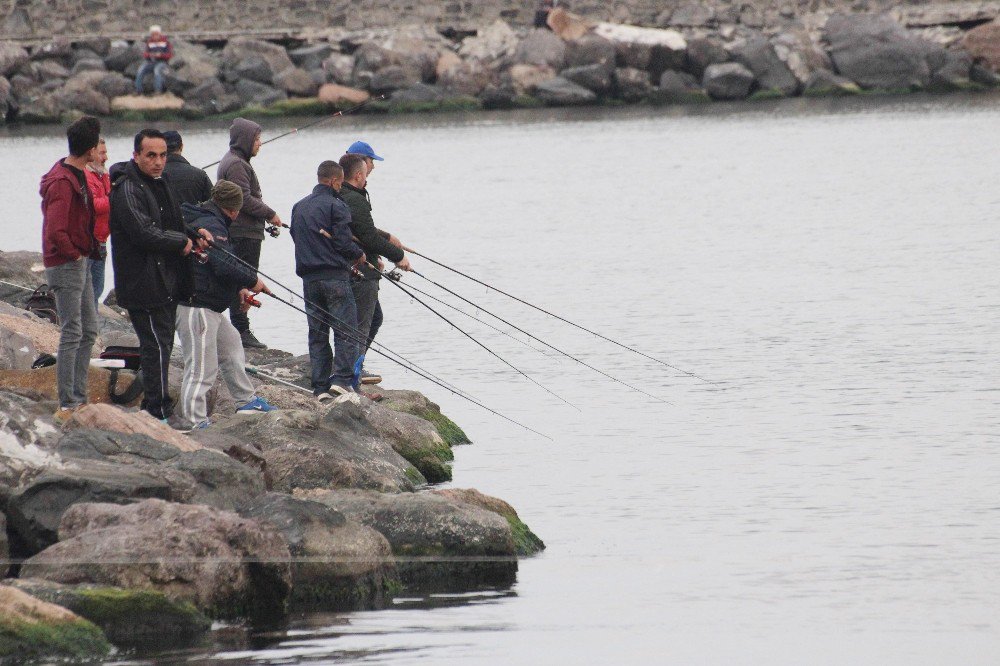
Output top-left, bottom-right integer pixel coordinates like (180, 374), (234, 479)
(229, 117), (261, 161)
(39, 159), (80, 200)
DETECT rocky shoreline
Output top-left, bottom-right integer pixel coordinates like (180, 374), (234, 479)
(2, 7), (1000, 125)
(0, 249), (543, 661)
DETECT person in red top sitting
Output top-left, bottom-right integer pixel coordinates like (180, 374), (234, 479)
(134, 25), (172, 95)
(85, 137), (110, 310)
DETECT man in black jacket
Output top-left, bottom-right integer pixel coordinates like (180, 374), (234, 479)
(289, 160), (365, 399)
(109, 128), (209, 420)
(175, 180), (276, 429)
(338, 153), (411, 387)
(163, 130), (213, 206)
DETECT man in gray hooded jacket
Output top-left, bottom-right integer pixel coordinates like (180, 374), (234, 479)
(217, 117), (283, 349)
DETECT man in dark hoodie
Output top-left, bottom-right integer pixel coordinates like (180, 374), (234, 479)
(217, 117), (283, 350)
(110, 128), (210, 421)
(163, 130), (212, 206)
(40, 115), (102, 423)
(175, 180), (276, 430)
(290, 160), (365, 399)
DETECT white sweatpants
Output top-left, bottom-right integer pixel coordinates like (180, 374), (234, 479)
(176, 304), (256, 425)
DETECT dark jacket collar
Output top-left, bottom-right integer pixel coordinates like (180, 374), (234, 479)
(341, 182), (367, 196)
(166, 153), (191, 165)
(314, 183), (342, 199)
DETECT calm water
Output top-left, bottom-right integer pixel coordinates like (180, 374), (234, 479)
(3, 94), (1000, 664)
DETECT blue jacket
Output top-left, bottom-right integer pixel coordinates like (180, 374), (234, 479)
(180, 201), (259, 312)
(290, 184), (363, 282)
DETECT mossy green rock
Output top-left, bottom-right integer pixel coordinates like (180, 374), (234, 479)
(431, 488), (545, 556)
(0, 586), (111, 663)
(380, 389), (471, 447)
(8, 579), (210, 649)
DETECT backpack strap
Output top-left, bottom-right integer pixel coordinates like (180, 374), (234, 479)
(109, 369), (144, 405)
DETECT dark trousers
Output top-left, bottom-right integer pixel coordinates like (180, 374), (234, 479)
(350, 278), (379, 350)
(128, 303), (177, 419)
(229, 237), (261, 333)
(368, 299), (382, 352)
(303, 277), (360, 394)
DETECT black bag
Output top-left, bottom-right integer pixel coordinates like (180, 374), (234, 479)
(100, 345), (142, 370)
(100, 346), (144, 405)
(25, 284), (58, 325)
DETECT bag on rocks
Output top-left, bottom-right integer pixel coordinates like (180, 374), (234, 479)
(25, 284), (58, 324)
(99, 345), (144, 405)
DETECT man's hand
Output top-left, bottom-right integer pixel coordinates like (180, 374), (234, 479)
(181, 238), (193, 256)
(270, 213), (285, 228)
(353, 252), (367, 269)
(238, 288), (253, 313)
(252, 278), (268, 294)
(197, 228), (213, 249)
(377, 259), (385, 271)
(387, 233), (402, 249)
(395, 256), (412, 272)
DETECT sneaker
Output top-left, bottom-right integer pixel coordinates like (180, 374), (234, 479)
(191, 419), (213, 431)
(361, 370), (382, 385)
(236, 396), (278, 415)
(240, 330), (267, 349)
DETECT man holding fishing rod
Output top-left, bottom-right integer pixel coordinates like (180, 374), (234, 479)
(289, 160), (366, 400)
(218, 118), (283, 351)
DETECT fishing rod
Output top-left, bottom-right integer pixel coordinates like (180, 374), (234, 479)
(200, 95), (386, 171)
(245, 365), (314, 395)
(380, 269), (579, 411)
(405, 268), (671, 404)
(263, 288), (551, 440)
(0, 279), (34, 292)
(403, 247), (718, 386)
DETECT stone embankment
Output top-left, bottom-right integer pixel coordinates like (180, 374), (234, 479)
(0, 249), (543, 659)
(2, 5), (1000, 125)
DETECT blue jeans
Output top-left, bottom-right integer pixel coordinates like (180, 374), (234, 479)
(88, 255), (105, 310)
(135, 60), (168, 94)
(303, 277), (360, 394)
(46, 259), (98, 408)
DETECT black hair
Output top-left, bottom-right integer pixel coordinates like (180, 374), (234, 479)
(67, 116), (101, 157)
(339, 153), (367, 181)
(317, 160), (343, 180)
(133, 128), (167, 153)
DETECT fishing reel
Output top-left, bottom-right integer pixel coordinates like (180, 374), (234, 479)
(243, 292), (262, 308)
(266, 224), (281, 238)
(385, 269), (403, 282)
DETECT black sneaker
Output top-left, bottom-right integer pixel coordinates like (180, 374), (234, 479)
(240, 330), (267, 349)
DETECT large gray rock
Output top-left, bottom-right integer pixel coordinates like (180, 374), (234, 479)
(594, 23), (687, 77)
(8, 578), (210, 650)
(928, 49), (972, 91)
(21, 499), (292, 620)
(803, 69), (862, 96)
(359, 400), (453, 483)
(388, 82), (444, 106)
(0, 323), (37, 370)
(565, 34), (617, 69)
(730, 35), (799, 96)
(561, 63), (613, 94)
(239, 493), (397, 608)
(34, 58), (70, 80)
(234, 79), (287, 107)
(652, 70), (710, 104)
(534, 76), (597, 106)
(274, 66), (318, 96)
(459, 19), (519, 62)
(824, 13), (943, 90)
(615, 66), (653, 101)
(167, 448), (267, 511)
(231, 54), (273, 84)
(301, 489), (518, 591)
(685, 37), (728, 79)
(290, 44), (334, 71)
(703, 62), (755, 100)
(515, 29), (567, 70)
(323, 52), (355, 85)
(437, 56), (490, 96)
(103, 42), (144, 73)
(217, 407), (424, 493)
(961, 21), (1000, 73)
(369, 64), (421, 94)
(0, 391), (61, 491)
(0, 43), (29, 78)
(223, 37), (295, 82)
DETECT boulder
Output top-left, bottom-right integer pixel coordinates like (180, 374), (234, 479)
(0, 306), (61, 354)
(0, 585), (110, 662)
(388, 82), (444, 105)
(479, 84), (518, 110)
(928, 49), (972, 91)
(615, 66), (653, 101)
(110, 93), (185, 112)
(703, 62), (755, 100)
(66, 404), (203, 452)
(359, 401), (453, 483)
(772, 30), (833, 86)
(167, 41), (220, 92)
(802, 69), (861, 96)
(824, 13), (941, 90)
(318, 83), (370, 107)
(69, 59), (106, 76)
(507, 63), (556, 95)
(217, 407), (423, 493)
(274, 66), (319, 96)
(459, 19), (519, 62)
(17, 92), (64, 124)
(0, 391), (61, 490)
(167, 448), (266, 511)
(666, 1), (716, 28)
(0, 251), (45, 305)
(593, 22), (687, 77)
(685, 37), (729, 79)
(0, 367), (139, 408)
(370, 64), (421, 94)
(76, 38), (111, 57)
(0, 324), (37, 370)
(515, 29), (567, 70)
(565, 34), (617, 69)
(56, 85), (111, 116)
(92, 72), (132, 99)
(0, 75), (14, 123)
(971, 62), (1000, 86)
(430, 488), (545, 556)
(183, 78), (237, 114)
(730, 35), (799, 96)
(323, 52), (356, 85)
(560, 63), (614, 94)
(962, 21), (1000, 73)
(8, 579), (210, 650)
(234, 79), (287, 107)
(33, 58), (70, 80)
(222, 37), (295, 81)
(547, 6), (595, 41)
(300, 489), (518, 590)
(0, 43), (29, 78)
(21, 499), (292, 620)
(653, 70), (711, 103)
(437, 54), (490, 96)
(290, 44), (334, 71)
(231, 54), (274, 84)
(239, 493), (398, 608)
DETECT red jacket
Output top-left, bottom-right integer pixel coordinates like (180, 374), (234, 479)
(85, 168), (111, 243)
(40, 159), (97, 267)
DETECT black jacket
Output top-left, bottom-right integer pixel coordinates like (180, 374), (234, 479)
(109, 160), (193, 310)
(340, 182), (403, 281)
(164, 153), (213, 207)
(289, 184), (363, 282)
(181, 202), (258, 312)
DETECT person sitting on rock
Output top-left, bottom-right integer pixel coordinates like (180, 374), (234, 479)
(163, 130), (213, 206)
(175, 180), (277, 430)
(40, 115), (102, 423)
(134, 25), (173, 95)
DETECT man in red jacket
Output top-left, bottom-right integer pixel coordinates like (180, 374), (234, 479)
(134, 25), (172, 95)
(85, 137), (110, 310)
(40, 115), (102, 422)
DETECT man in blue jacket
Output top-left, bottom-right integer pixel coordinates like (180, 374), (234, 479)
(175, 180), (277, 430)
(290, 161), (365, 399)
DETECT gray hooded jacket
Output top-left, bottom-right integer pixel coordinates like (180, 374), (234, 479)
(217, 118), (276, 240)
